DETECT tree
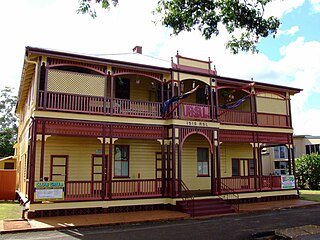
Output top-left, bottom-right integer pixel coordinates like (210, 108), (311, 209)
(0, 87), (18, 158)
(77, 0), (280, 54)
(296, 153), (320, 190)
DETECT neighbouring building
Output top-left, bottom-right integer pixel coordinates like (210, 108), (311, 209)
(0, 156), (16, 169)
(15, 46), (302, 218)
(261, 135), (320, 176)
(294, 135), (320, 157)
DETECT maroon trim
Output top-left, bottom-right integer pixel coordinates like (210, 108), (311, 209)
(43, 67), (48, 110)
(110, 74), (114, 116)
(39, 121), (45, 180)
(35, 57), (42, 111)
(177, 127), (182, 196)
(50, 155), (68, 182)
(172, 126), (176, 197)
(216, 76), (301, 94)
(113, 145), (130, 178)
(102, 125), (107, 200)
(47, 63), (105, 76)
(29, 119), (37, 203)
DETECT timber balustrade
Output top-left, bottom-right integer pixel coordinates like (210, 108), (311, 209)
(63, 179), (162, 201)
(55, 176), (282, 202)
(113, 98), (162, 118)
(218, 175), (282, 193)
(38, 91), (290, 127)
(112, 179), (162, 198)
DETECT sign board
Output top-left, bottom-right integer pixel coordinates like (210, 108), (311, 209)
(34, 181), (65, 201)
(281, 175), (295, 189)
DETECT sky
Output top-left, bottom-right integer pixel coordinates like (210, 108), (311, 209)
(1, 0), (319, 136)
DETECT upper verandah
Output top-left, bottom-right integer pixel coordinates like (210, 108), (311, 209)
(17, 46), (302, 125)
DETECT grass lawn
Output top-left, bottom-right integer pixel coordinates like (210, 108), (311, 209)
(0, 201), (22, 220)
(299, 190), (320, 202)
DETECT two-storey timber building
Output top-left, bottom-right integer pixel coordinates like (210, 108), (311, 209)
(15, 46), (301, 218)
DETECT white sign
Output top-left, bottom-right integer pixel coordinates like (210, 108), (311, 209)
(34, 181), (65, 201)
(281, 175), (295, 189)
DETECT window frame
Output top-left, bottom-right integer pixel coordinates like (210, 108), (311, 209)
(232, 158), (255, 177)
(114, 145), (129, 178)
(197, 147), (209, 177)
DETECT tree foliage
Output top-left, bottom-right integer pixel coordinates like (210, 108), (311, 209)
(0, 87), (17, 158)
(77, 0), (280, 54)
(296, 153), (320, 190)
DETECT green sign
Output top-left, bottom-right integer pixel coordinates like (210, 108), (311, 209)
(34, 181), (65, 201)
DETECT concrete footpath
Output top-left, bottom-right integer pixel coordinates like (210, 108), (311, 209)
(1, 199), (319, 236)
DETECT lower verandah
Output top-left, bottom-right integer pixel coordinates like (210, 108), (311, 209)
(32, 136), (285, 202)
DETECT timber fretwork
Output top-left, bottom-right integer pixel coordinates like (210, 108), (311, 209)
(113, 68), (162, 80)
(47, 58), (106, 74)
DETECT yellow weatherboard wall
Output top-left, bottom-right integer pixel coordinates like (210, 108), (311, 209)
(220, 143), (253, 177)
(113, 139), (161, 179)
(179, 58), (209, 69)
(35, 136), (101, 181)
(256, 95), (286, 114)
(34, 137), (161, 181)
(182, 134), (211, 190)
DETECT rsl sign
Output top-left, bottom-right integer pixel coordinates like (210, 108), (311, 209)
(183, 104), (209, 119)
(34, 181), (65, 201)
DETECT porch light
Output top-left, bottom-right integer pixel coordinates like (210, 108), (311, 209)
(135, 79), (140, 84)
(192, 81), (196, 88)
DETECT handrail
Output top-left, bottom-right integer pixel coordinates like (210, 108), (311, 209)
(179, 179), (195, 217)
(219, 181), (240, 213)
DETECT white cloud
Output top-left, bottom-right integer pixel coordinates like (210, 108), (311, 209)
(310, 0), (320, 13)
(264, 0), (305, 18)
(275, 26), (299, 38)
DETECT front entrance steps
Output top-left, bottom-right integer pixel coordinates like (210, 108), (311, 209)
(176, 198), (236, 217)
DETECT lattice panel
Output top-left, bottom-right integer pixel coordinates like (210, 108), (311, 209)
(112, 124), (163, 139)
(36, 119), (105, 137)
(48, 69), (105, 96)
(220, 130), (254, 143)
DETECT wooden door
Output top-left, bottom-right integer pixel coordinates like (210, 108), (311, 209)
(92, 155), (104, 181)
(92, 155), (107, 196)
(50, 155), (68, 182)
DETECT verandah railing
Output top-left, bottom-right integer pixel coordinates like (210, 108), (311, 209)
(219, 175), (282, 193)
(61, 176), (282, 202)
(38, 91), (290, 126)
(64, 179), (162, 201)
(38, 91), (162, 118)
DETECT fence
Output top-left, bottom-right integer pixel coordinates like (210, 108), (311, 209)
(0, 170), (16, 200)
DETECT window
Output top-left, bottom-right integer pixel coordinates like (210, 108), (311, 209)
(197, 148), (209, 176)
(232, 159), (240, 176)
(232, 159), (255, 177)
(4, 162), (14, 169)
(274, 161), (288, 175)
(306, 144), (320, 154)
(114, 145), (129, 177)
(249, 159), (255, 176)
(274, 146), (288, 159)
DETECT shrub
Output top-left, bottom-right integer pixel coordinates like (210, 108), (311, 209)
(296, 153), (320, 190)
